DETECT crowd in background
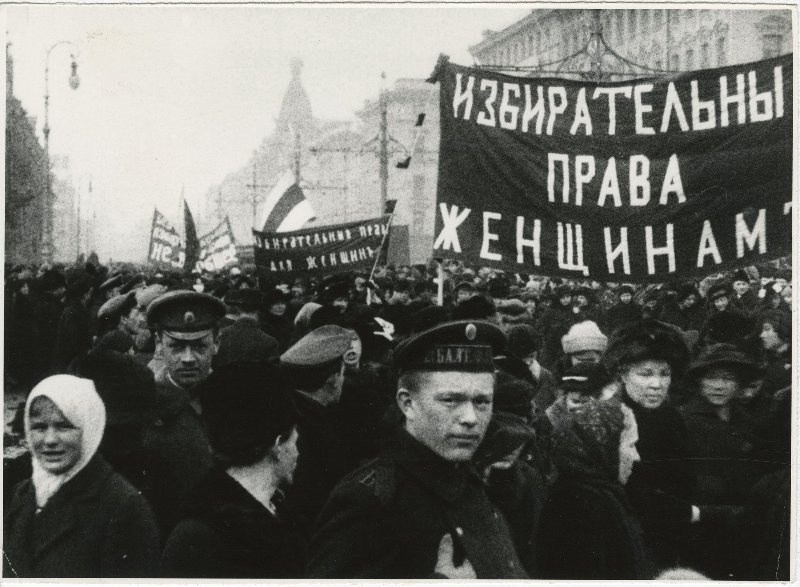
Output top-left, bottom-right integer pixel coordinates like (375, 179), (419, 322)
(3, 255), (793, 580)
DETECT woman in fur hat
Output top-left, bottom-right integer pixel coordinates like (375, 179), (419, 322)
(604, 319), (697, 571)
(678, 344), (771, 579)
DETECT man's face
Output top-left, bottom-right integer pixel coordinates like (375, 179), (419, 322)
(713, 296), (729, 312)
(158, 331), (217, 389)
(332, 297), (349, 311)
(733, 280), (750, 296)
(398, 371), (494, 462)
(619, 292), (632, 304)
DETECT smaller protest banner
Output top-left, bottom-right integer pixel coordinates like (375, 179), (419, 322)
(147, 209), (186, 271)
(253, 215), (390, 278)
(195, 217), (239, 273)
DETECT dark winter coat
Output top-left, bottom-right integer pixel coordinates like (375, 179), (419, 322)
(679, 396), (769, 506)
(3, 455), (160, 578)
(161, 467), (304, 578)
(306, 429), (529, 579)
(282, 391), (354, 543)
(213, 315), (280, 368)
(622, 395), (696, 569)
(605, 301), (642, 335)
(142, 373), (214, 535)
(51, 300), (91, 373)
(537, 475), (652, 580)
(259, 312), (293, 352)
(536, 303), (579, 370)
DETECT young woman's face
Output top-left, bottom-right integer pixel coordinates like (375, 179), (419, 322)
(620, 359), (672, 409)
(760, 322), (783, 351)
(699, 367), (739, 407)
(29, 397), (83, 475)
(713, 296), (729, 311)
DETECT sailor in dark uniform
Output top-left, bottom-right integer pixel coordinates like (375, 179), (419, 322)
(306, 320), (530, 579)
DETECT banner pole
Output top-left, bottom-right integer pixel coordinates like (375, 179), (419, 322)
(368, 211), (395, 285)
(437, 260), (444, 306)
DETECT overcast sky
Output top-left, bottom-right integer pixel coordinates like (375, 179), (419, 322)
(5, 3), (531, 261)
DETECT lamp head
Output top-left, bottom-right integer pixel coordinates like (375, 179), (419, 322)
(68, 59), (80, 90)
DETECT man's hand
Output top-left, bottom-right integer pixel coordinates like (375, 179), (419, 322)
(434, 532), (476, 579)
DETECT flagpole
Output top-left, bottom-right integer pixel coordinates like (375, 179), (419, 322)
(367, 209), (396, 299)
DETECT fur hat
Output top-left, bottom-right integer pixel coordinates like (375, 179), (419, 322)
(704, 310), (757, 346)
(676, 282), (700, 302)
(452, 295), (497, 321)
(617, 284), (635, 297)
(561, 321), (608, 355)
(707, 281), (731, 302)
(683, 343), (764, 385)
(604, 319), (691, 377)
(507, 324), (539, 359)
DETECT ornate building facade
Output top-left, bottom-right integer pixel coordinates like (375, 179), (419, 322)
(469, 9), (791, 78)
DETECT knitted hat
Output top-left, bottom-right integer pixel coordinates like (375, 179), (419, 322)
(561, 320), (608, 355)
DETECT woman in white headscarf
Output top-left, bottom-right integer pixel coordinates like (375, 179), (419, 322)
(3, 375), (160, 578)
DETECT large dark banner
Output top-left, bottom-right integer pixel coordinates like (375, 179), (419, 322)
(433, 54), (792, 282)
(253, 215), (390, 278)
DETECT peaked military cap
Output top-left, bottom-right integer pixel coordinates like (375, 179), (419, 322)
(280, 324), (353, 367)
(393, 319), (506, 372)
(146, 290), (226, 340)
(97, 290), (136, 321)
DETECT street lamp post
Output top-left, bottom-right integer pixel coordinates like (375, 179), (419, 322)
(42, 40), (80, 264)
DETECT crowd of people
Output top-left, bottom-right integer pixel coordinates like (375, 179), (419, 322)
(2, 257), (793, 579)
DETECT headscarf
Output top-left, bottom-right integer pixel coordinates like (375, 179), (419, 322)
(551, 399), (624, 484)
(25, 375), (106, 508)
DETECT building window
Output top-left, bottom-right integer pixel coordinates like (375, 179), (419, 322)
(629, 11), (637, 36)
(716, 36), (727, 66)
(700, 42), (710, 67)
(617, 11), (625, 42)
(671, 53), (680, 71)
(655, 58), (663, 71)
(654, 9), (662, 29)
(763, 34), (783, 58)
(528, 34), (534, 56)
(641, 10), (650, 31)
(686, 48), (694, 70)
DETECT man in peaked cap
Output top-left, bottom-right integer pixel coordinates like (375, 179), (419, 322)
(147, 290), (225, 399)
(142, 290), (225, 535)
(307, 320), (533, 579)
(279, 325), (354, 542)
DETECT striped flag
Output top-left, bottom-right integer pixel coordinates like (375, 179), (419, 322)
(258, 169), (316, 233)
